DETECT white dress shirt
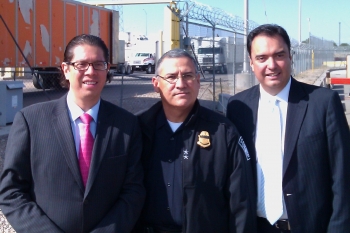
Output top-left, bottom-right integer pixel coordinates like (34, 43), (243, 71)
(256, 78), (291, 220)
(66, 91), (100, 157)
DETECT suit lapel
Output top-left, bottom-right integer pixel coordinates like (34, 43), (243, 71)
(248, 86), (260, 145)
(85, 100), (113, 195)
(52, 95), (85, 192)
(244, 85), (260, 185)
(283, 78), (308, 176)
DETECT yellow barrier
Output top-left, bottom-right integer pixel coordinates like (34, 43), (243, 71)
(322, 61), (347, 67)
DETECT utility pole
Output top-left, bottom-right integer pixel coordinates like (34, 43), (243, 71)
(307, 18), (310, 45)
(243, 0), (249, 72)
(235, 0), (251, 93)
(143, 9), (148, 36)
(298, 0), (301, 44)
(339, 22), (341, 46)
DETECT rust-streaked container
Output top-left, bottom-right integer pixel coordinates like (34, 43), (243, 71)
(0, 0), (122, 88)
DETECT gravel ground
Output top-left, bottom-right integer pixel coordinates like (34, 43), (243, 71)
(0, 68), (327, 232)
(0, 135), (7, 174)
(0, 135), (16, 233)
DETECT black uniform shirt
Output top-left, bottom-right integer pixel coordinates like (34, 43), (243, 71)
(143, 110), (184, 229)
(138, 101), (256, 232)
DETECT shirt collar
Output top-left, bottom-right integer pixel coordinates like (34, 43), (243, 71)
(259, 77), (291, 104)
(155, 100), (200, 132)
(66, 91), (100, 122)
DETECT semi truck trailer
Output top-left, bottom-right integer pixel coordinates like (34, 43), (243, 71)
(0, 0), (127, 89)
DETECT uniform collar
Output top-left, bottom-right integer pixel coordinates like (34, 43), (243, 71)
(155, 100), (200, 132)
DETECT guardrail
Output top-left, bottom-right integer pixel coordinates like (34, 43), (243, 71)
(325, 68), (350, 88)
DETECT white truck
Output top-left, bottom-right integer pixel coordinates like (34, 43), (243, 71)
(197, 37), (238, 74)
(128, 52), (156, 74)
(115, 40), (131, 75)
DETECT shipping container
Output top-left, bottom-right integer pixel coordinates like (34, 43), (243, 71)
(0, 0), (125, 89)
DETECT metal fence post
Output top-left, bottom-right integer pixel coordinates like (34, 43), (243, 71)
(325, 71), (331, 89)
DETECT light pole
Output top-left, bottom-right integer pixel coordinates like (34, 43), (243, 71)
(299, 0), (301, 44)
(242, 0), (249, 73)
(307, 18), (310, 45)
(339, 22), (341, 46)
(143, 9), (147, 37)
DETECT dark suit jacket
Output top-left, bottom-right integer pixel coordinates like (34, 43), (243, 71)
(0, 95), (145, 233)
(226, 78), (350, 233)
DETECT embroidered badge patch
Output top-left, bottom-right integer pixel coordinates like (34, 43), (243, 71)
(197, 131), (211, 148)
(238, 136), (250, 160)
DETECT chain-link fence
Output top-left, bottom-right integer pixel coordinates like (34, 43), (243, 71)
(2, 0), (350, 115)
(291, 35), (345, 75)
(176, 21), (350, 113)
(0, 69), (166, 114)
(1, 38), (349, 116)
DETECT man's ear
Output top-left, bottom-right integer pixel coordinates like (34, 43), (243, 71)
(196, 73), (200, 84)
(61, 63), (70, 79)
(152, 76), (160, 93)
(249, 58), (254, 71)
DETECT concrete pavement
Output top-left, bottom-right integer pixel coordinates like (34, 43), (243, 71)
(0, 125), (11, 138)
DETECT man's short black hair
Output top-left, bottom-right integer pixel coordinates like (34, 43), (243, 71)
(247, 24), (291, 57)
(156, 48), (198, 75)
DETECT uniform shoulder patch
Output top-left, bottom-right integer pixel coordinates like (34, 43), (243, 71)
(238, 136), (250, 161)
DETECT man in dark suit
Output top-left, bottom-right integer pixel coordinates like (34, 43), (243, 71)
(227, 24), (350, 233)
(0, 34), (145, 233)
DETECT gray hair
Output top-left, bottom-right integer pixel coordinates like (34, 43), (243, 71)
(156, 48), (198, 75)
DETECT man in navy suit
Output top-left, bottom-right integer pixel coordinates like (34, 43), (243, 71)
(227, 24), (350, 232)
(0, 34), (145, 233)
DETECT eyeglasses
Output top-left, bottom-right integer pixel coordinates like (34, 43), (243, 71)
(65, 61), (108, 71)
(157, 73), (197, 84)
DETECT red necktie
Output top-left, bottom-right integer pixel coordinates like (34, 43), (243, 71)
(79, 113), (94, 187)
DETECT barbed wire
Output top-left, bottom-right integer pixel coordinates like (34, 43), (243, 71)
(176, 0), (259, 32)
(176, 0), (350, 51)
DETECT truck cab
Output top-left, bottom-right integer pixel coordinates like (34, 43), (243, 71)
(197, 37), (236, 74)
(129, 52), (155, 74)
(198, 46), (227, 74)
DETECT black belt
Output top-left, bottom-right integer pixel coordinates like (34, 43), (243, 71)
(275, 219), (291, 231)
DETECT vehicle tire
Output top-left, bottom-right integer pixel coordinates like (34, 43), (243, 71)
(146, 64), (152, 74)
(130, 66), (134, 74)
(32, 74), (41, 89)
(121, 65), (126, 74)
(221, 65), (227, 74)
(125, 65), (131, 75)
(216, 65), (224, 74)
(32, 74), (51, 89)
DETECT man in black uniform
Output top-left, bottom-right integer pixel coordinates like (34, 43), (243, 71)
(134, 49), (256, 233)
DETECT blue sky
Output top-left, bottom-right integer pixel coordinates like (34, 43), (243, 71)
(119, 0), (350, 45)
